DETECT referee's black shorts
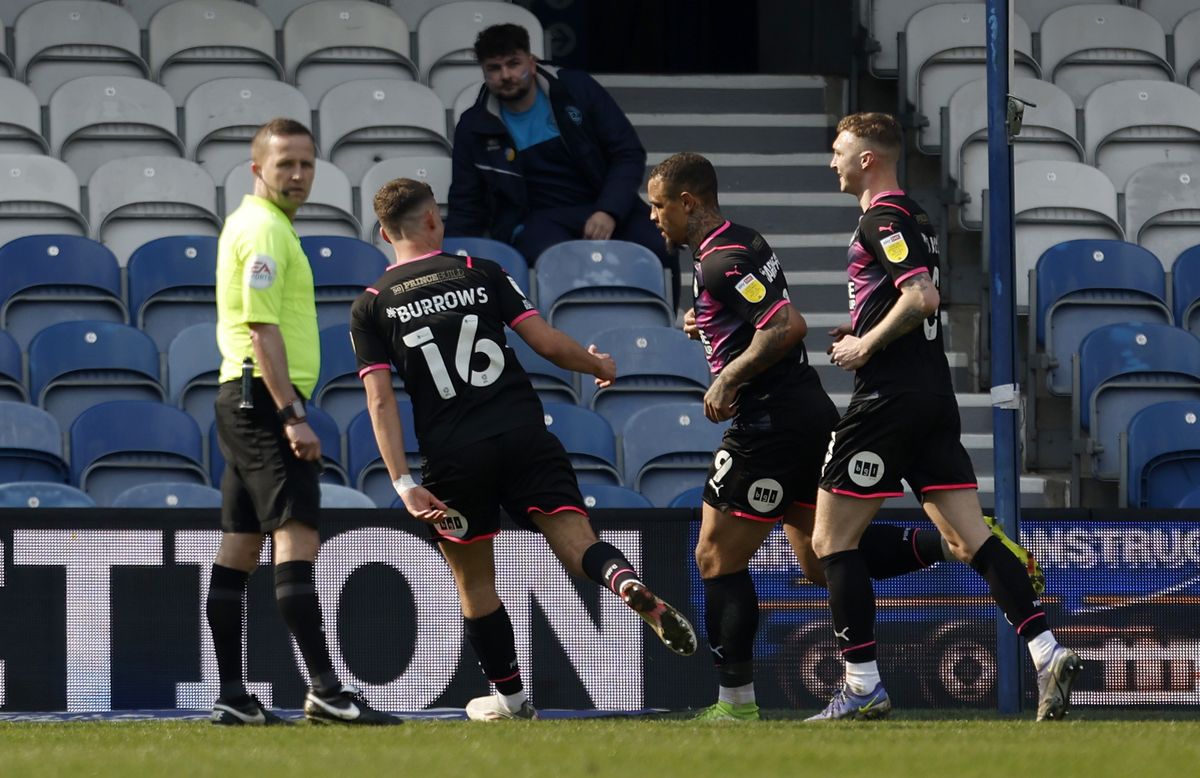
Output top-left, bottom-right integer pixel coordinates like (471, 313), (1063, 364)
(818, 391), (977, 500)
(214, 380), (321, 534)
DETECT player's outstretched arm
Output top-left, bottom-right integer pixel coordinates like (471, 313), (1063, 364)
(512, 314), (616, 386)
(703, 303), (806, 422)
(361, 371), (447, 522)
(829, 271), (938, 371)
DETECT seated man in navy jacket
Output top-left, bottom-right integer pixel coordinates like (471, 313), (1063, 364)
(446, 23), (677, 302)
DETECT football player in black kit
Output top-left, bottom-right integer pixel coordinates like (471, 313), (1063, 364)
(647, 152), (998, 721)
(350, 178), (697, 721)
(810, 113), (1080, 721)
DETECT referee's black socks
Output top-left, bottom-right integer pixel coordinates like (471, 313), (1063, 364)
(274, 560), (338, 693)
(207, 564), (249, 700)
(581, 541), (642, 595)
(859, 524), (947, 580)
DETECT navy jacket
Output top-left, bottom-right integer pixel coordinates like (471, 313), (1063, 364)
(445, 64), (649, 243)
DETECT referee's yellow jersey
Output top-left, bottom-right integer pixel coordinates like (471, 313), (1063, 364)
(216, 195), (320, 398)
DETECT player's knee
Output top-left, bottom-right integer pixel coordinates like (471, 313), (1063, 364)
(694, 540), (722, 579)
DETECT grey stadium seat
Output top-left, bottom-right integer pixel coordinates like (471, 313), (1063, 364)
(1014, 0), (1122, 35)
(0, 153), (87, 246)
(1125, 162), (1200, 272)
(184, 77), (311, 184)
(119, 0), (186, 28)
(388, 0), (448, 30)
(902, 3), (1038, 154)
(317, 78), (450, 184)
(223, 157), (359, 238)
(947, 76), (1082, 230)
(359, 155), (451, 245)
(283, 0), (417, 105)
(149, 0), (282, 104)
(1010, 159), (1123, 307)
(1175, 10), (1200, 93)
(865, 0), (936, 78)
(417, 0), (544, 106)
(1039, 4), (1172, 106)
(1083, 80), (1200, 193)
(1137, 0), (1198, 35)
(452, 80), (482, 128)
(88, 155), (221, 266)
(15, 0), (147, 103)
(49, 76), (184, 183)
(0, 15), (11, 77)
(0, 77), (49, 155)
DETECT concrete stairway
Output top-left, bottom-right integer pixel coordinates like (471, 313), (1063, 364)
(597, 73), (1063, 508)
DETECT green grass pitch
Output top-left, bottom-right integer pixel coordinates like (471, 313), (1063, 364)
(1, 711), (1198, 777)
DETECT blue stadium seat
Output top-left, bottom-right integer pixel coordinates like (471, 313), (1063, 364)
(0, 330), (27, 403)
(112, 482), (223, 508)
(70, 400), (208, 506)
(0, 481), (95, 508)
(1031, 240), (1171, 396)
(667, 485), (704, 509)
(1075, 323), (1200, 484)
(347, 402), (419, 507)
(0, 235), (127, 350)
(127, 236), (218, 352)
(622, 402), (725, 508)
(581, 326), (711, 434)
(167, 322), (220, 435)
(1177, 486), (1200, 508)
(541, 402), (621, 486)
(320, 483), (378, 509)
(313, 325), (406, 431)
(1174, 245), (1200, 336)
(442, 237), (530, 302)
(580, 484), (653, 510)
(507, 335), (577, 405)
(28, 321), (165, 433)
(1121, 400), (1200, 508)
(534, 240), (673, 343)
(0, 402), (69, 484)
(299, 236), (389, 330)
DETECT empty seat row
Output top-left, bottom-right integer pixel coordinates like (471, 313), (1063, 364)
(0, 0), (540, 106)
(1, 74), (454, 185)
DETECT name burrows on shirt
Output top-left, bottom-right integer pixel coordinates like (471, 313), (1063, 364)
(386, 286), (492, 323)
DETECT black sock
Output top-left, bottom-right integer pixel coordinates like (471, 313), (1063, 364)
(821, 550), (877, 663)
(207, 564), (249, 700)
(702, 569), (758, 689)
(970, 535), (1048, 639)
(274, 560), (337, 690)
(464, 604), (523, 695)
(859, 524), (946, 580)
(581, 541), (642, 595)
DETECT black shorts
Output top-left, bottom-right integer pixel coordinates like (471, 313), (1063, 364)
(817, 392), (977, 500)
(421, 424), (585, 544)
(703, 397), (839, 521)
(215, 380), (321, 534)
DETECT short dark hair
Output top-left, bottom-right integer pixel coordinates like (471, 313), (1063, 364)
(474, 23), (531, 62)
(250, 117), (314, 162)
(836, 112), (902, 154)
(373, 178), (436, 236)
(648, 152), (719, 206)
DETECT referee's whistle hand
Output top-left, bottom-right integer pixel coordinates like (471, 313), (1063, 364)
(284, 422), (321, 461)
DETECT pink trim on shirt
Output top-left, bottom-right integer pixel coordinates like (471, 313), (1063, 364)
(385, 249), (442, 270)
(438, 530), (501, 545)
(697, 220), (732, 252)
(755, 299), (788, 329)
(465, 255), (474, 268)
(357, 363), (391, 378)
(829, 487), (905, 499)
(698, 243), (748, 261)
(527, 504), (588, 518)
(509, 309), (540, 328)
(869, 190), (906, 206)
(365, 287), (380, 295)
(892, 267), (928, 288)
(874, 201), (912, 217)
(920, 483), (978, 493)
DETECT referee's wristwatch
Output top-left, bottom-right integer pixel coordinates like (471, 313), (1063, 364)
(277, 398), (307, 426)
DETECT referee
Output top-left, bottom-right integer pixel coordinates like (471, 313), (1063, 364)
(208, 118), (397, 726)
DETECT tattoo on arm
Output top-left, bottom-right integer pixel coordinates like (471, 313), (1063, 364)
(718, 305), (794, 386)
(863, 273), (934, 351)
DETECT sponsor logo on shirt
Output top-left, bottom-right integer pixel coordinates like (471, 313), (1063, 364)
(734, 273), (767, 303)
(880, 232), (909, 263)
(245, 254), (276, 289)
(566, 106), (583, 125)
